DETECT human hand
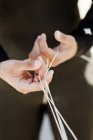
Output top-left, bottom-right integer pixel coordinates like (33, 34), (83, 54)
(29, 30), (77, 67)
(0, 58), (54, 94)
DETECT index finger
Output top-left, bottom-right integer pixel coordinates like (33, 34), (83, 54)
(39, 34), (56, 60)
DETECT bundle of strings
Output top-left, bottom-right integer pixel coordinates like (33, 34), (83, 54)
(35, 51), (78, 140)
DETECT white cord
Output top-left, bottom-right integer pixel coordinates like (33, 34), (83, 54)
(44, 80), (68, 140)
(35, 76), (65, 139)
(35, 51), (78, 140)
(44, 79), (78, 140)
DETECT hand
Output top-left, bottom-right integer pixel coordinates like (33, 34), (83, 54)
(29, 30), (77, 67)
(0, 58), (54, 94)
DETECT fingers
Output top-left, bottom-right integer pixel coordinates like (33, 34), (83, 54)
(38, 34), (56, 60)
(30, 70), (54, 92)
(54, 30), (74, 46)
(17, 70), (54, 94)
(29, 33), (57, 63)
(29, 36), (40, 59)
(17, 58), (41, 71)
(35, 56), (47, 79)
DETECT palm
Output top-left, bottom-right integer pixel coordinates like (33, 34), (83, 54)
(0, 59), (54, 94)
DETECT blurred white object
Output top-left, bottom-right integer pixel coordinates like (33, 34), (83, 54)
(78, 0), (92, 19)
(39, 113), (54, 140)
(84, 47), (93, 86)
(90, 47), (93, 57)
(84, 28), (92, 35)
(85, 62), (93, 86)
(78, 0), (93, 86)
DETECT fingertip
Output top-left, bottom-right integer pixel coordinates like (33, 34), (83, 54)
(46, 70), (54, 83)
(37, 35), (41, 40)
(40, 33), (47, 41)
(54, 30), (61, 39)
(33, 60), (41, 68)
(49, 70), (54, 76)
(41, 33), (46, 38)
(34, 35), (40, 46)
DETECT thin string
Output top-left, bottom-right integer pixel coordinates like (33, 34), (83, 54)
(35, 51), (78, 140)
(44, 80), (68, 140)
(44, 51), (77, 140)
(35, 75), (77, 140)
(44, 79), (78, 140)
(35, 76), (65, 139)
(45, 51), (58, 77)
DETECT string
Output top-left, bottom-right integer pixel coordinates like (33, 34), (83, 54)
(44, 79), (78, 140)
(42, 51), (68, 140)
(44, 79), (68, 140)
(35, 51), (78, 140)
(45, 51), (58, 77)
(35, 74), (78, 140)
(35, 76), (65, 139)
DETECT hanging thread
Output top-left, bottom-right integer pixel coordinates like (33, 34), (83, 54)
(35, 51), (78, 140)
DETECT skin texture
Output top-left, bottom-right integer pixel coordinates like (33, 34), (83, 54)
(0, 30), (77, 94)
(0, 57), (54, 94)
(29, 30), (78, 67)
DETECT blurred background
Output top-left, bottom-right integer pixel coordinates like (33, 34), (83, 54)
(39, 0), (93, 140)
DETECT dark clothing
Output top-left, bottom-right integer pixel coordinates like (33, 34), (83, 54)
(0, 0), (93, 59)
(0, 0), (93, 140)
(0, 46), (8, 61)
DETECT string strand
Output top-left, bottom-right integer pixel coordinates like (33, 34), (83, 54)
(35, 51), (78, 140)
(35, 76), (65, 139)
(44, 79), (78, 140)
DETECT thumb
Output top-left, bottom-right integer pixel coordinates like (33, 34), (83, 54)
(17, 58), (41, 71)
(54, 30), (70, 45)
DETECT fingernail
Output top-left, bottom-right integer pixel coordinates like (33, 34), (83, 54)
(34, 60), (41, 67)
(50, 70), (54, 76)
(55, 30), (61, 38)
(41, 33), (46, 38)
(37, 35), (41, 39)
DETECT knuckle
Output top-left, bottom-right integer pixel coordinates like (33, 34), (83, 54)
(17, 88), (28, 94)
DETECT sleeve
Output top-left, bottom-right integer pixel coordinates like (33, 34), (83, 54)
(71, 1), (93, 56)
(0, 45), (9, 62)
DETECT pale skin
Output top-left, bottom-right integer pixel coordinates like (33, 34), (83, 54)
(0, 57), (54, 94)
(0, 30), (77, 94)
(29, 30), (78, 67)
